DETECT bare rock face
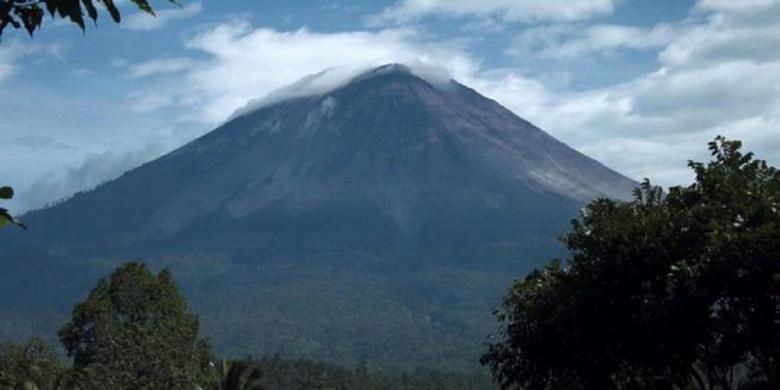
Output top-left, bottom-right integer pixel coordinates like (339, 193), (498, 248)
(1, 64), (636, 369)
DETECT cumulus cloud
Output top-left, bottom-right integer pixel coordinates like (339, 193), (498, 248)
(130, 22), (477, 124)
(123, 2), (202, 31)
(660, 1), (780, 67)
(486, 0), (780, 185)
(368, 0), (617, 25)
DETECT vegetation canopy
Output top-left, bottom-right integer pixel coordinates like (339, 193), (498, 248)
(58, 262), (210, 389)
(0, 0), (179, 36)
(482, 137), (780, 389)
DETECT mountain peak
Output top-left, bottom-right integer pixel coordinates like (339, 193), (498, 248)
(21, 65), (636, 241)
(352, 63), (415, 80)
(348, 63), (453, 90)
(230, 63), (453, 120)
(368, 62), (413, 75)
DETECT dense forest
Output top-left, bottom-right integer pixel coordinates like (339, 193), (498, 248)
(0, 338), (494, 389)
(0, 263), (493, 389)
(483, 138), (780, 389)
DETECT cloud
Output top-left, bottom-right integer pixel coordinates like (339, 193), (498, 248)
(369, 0), (617, 25)
(230, 62), (454, 120)
(0, 41), (66, 83)
(695, 0), (778, 13)
(20, 143), (168, 212)
(660, 1), (780, 67)
(130, 22), (477, 124)
(128, 91), (177, 113)
(482, 1), (780, 186)
(0, 43), (31, 82)
(510, 23), (678, 59)
(123, 2), (203, 31)
(127, 57), (196, 78)
(8, 135), (74, 151)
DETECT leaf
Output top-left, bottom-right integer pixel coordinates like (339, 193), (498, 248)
(81, 0), (98, 23)
(16, 5), (44, 36)
(0, 208), (25, 229)
(101, 0), (121, 23)
(43, 0), (58, 17)
(0, 186), (13, 199)
(130, 0), (155, 16)
(64, 0), (86, 31)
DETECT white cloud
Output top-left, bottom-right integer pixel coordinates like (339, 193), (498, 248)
(123, 2), (203, 31)
(0, 43), (32, 82)
(466, 0), (775, 187)
(510, 23), (678, 59)
(133, 21), (477, 124)
(695, 0), (778, 13)
(230, 62), (454, 120)
(628, 61), (779, 125)
(369, 0), (617, 25)
(660, 2), (780, 67)
(0, 41), (66, 82)
(128, 57), (196, 78)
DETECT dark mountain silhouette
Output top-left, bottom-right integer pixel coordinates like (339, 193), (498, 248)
(0, 64), (635, 369)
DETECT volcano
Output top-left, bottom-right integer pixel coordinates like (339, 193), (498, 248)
(0, 64), (635, 369)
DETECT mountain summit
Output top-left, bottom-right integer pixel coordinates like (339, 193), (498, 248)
(2, 64), (636, 368)
(21, 63), (633, 242)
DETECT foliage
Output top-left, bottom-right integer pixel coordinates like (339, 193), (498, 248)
(58, 261), (211, 389)
(204, 359), (265, 390)
(0, 261), (497, 389)
(53, 365), (117, 390)
(0, 337), (65, 389)
(481, 137), (780, 389)
(0, 0), (179, 36)
(248, 355), (493, 390)
(1, 254), (516, 372)
(0, 186), (12, 199)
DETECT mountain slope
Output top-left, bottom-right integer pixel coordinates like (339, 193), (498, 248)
(0, 64), (636, 369)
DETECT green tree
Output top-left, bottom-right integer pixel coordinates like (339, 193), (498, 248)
(58, 261), (210, 389)
(54, 365), (116, 390)
(481, 137), (780, 389)
(0, 0), (179, 36)
(204, 359), (265, 390)
(0, 337), (66, 389)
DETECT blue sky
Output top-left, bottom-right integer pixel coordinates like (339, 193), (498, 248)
(1, 0), (778, 211)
